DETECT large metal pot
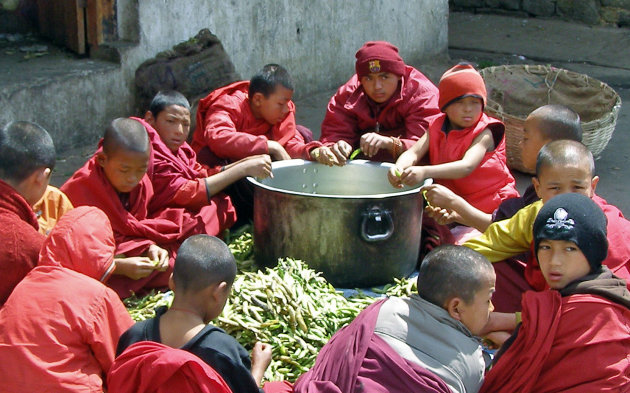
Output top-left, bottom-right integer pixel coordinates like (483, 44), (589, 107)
(248, 159), (426, 288)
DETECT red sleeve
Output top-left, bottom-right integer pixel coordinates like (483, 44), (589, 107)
(320, 86), (361, 148)
(0, 222), (44, 305)
(87, 287), (134, 374)
(172, 179), (209, 210)
(275, 108), (322, 159)
(202, 97), (269, 160)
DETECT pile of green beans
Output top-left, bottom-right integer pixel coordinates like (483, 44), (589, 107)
(124, 229), (419, 381)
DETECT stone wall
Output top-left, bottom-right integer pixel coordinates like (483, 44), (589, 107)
(450, 0), (630, 26)
(1, 0), (448, 152)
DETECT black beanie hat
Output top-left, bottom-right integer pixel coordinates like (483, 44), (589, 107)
(533, 193), (608, 272)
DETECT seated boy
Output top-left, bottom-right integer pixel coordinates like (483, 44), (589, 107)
(389, 63), (518, 214)
(61, 118), (224, 298)
(480, 193), (630, 392)
(141, 90), (265, 217)
(0, 120), (54, 305)
(319, 40), (440, 165)
(464, 140), (630, 312)
(294, 245), (495, 393)
(424, 104), (582, 233)
(193, 63), (325, 166)
(0, 206), (134, 392)
(32, 185), (74, 235)
(192, 64), (327, 223)
(116, 234), (275, 393)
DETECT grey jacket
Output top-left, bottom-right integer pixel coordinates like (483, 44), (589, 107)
(374, 295), (487, 393)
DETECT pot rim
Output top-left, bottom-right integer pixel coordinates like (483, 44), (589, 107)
(247, 159), (430, 199)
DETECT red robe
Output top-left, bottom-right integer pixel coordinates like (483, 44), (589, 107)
(108, 341), (233, 393)
(320, 65), (441, 162)
(61, 141), (233, 297)
(480, 270), (630, 393)
(428, 112), (519, 214)
(192, 80), (321, 168)
(0, 179), (44, 305)
(134, 116), (236, 216)
(0, 207), (133, 392)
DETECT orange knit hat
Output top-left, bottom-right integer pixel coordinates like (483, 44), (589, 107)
(438, 63), (487, 111)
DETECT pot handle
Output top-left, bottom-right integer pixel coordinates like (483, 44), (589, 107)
(360, 206), (394, 242)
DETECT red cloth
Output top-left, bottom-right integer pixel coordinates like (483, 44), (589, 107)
(134, 116), (236, 218)
(0, 179), (44, 305)
(524, 194), (630, 292)
(108, 341), (233, 393)
(294, 300), (451, 393)
(437, 63), (487, 110)
(319, 66), (440, 162)
(263, 381), (295, 393)
(0, 207), (134, 392)
(428, 112), (519, 214)
(61, 144), (233, 297)
(192, 80), (321, 167)
(480, 290), (630, 393)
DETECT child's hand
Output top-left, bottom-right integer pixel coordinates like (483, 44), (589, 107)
(114, 256), (157, 280)
(388, 166), (405, 188)
(311, 146), (341, 166)
(422, 184), (460, 211)
(330, 140), (353, 165)
(242, 154), (273, 178)
(483, 331), (512, 349)
(426, 205), (459, 226)
(250, 341), (272, 386)
(399, 166), (425, 186)
(360, 132), (391, 158)
(267, 141), (292, 161)
(146, 244), (169, 271)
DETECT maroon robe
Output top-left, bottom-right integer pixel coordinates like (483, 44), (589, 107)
(108, 341), (233, 393)
(294, 300), (451, 393)
(61, 143), (234, 297)
(133, 116), (236, 218)
(0, 179), (44, 305)
(480, 269), (630, 393)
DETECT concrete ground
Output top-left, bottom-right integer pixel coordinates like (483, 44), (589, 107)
(51, 11), (630, 215)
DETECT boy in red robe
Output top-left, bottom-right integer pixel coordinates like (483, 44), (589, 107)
(61, 118), (226, 298)
(480, 193), (630, 392)
(295, 245), (495, 393)
(464, 140), (630, 312)
(0, 206), (134, 392)
(0, 121), (55, 305)
(390, 63), (518, 214)
(319, 41), (441, 165)
(141, 90), (265, 216)
(192, 64), (328, 224)
(117, 235), (290, 393)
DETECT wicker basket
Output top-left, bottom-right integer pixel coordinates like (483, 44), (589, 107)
(480, 65), (622, 174)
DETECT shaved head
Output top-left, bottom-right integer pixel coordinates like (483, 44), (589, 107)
(536, 140), (594, 178)
(0, 121), (55, 182)
(417, 245), (494, 306)
(528, 105), (582, 142)
(173, 235), (237, 293)
(102, 118), (150, 157)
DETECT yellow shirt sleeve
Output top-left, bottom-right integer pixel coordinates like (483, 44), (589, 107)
(462, 200), (543, 262)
